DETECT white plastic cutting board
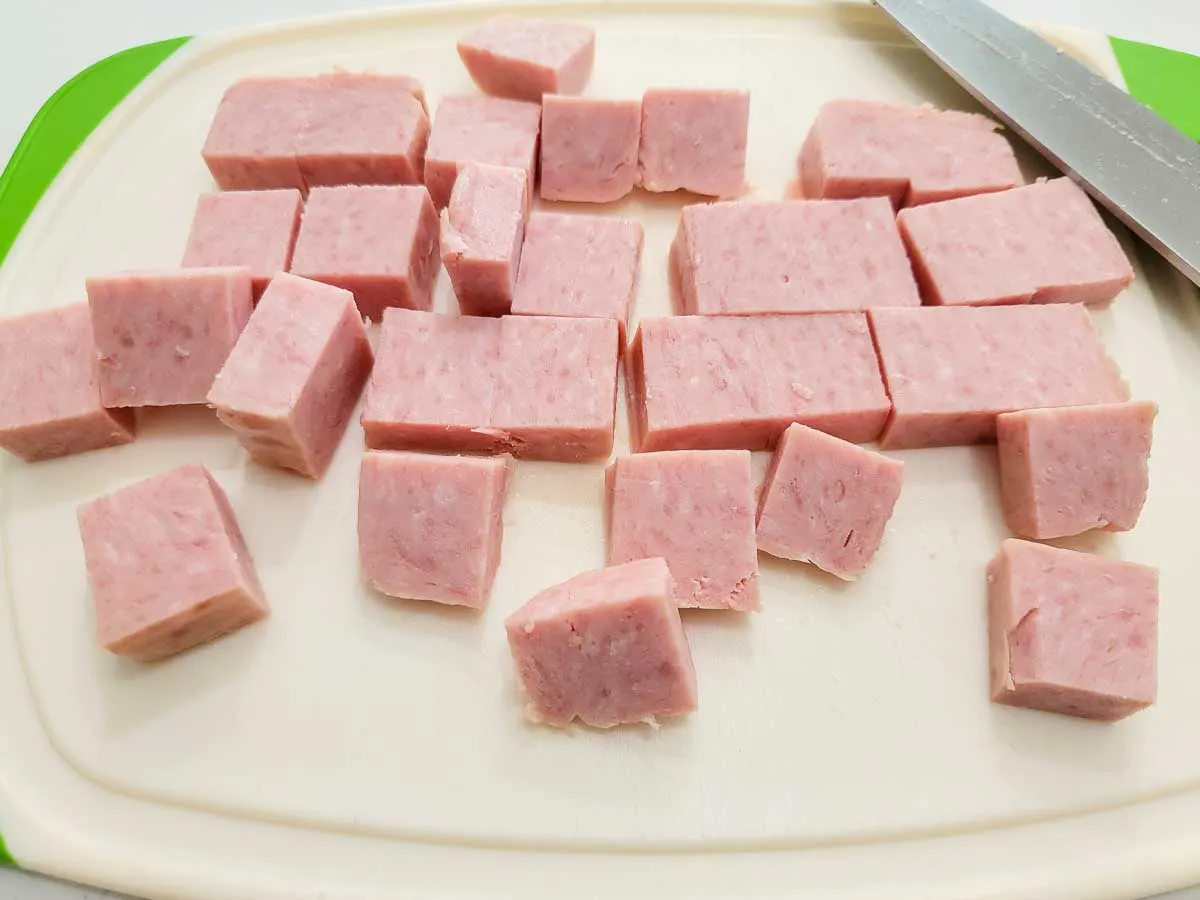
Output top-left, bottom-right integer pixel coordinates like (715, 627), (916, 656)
(3, 2), (1200, 898)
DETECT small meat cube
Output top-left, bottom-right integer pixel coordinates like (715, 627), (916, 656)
(208, 274), (373, 479)
(512, 213), (642, 339)
(492, 315), (619, 461)
(424, 95), (541, 208)
(988, 539), (1157, 722)
(361, 309), (502, 453)
(540, 96), (640, 202)
(898, 178), (1134, 306)
(441, 163), (529, 317)
(628, 313), (889, 451)
(296, 73), (431, 189)
(77, 464), (269, 662)
(87, 267), (253, 408)
(996, 401), (1156, 540)
(672, 198), (920, 315)
(201, 77), (312, 191)
(358, 450), (513, 608)
(289, 185), (440, 322)
(458, 16), (595, 101)
(505, 557), (697, 727)
(638, 88), (749, 197)
(607, 450), (759, 610)
(181, 189), (303, 299)
(869, 305), (1130, 449)
(756, 424), (904, 579)
(0, 304), (135, 462)
(798, 100), (1024, 207)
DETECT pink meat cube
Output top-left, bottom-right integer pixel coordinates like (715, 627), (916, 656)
(77, 464), (269, 662)
(208, 274), (373, 479)
(424, 95), (541, 209)
(868, 304), (1130, 449)
(672, 198), (920, 315)
(505, 557), (697, 727)
(0, 304), (135, 462)
(756, 424), (904, 579)
(540, 95), (641, 202)
(638, 88), (749, 197)
(996, 400), (1156, 540)
(87, 267), (253, 408)
(628, 313), (890, 452)
(289, 185), (440, 322)
(358, 450), (513, 608)
(458, 16), (595, 102)
(512, 213), (643, 340)
(987, 539), (1157, 722)
(441, 163), (529, 317)
(361, 309), (502, 453)
(607, 450), (759, 610)
(296, 73), (431, 189)
(201, 77), (311, 191)
(798, 100), (1024, 207)
(898, 178), (1135, 306)
(492, 315), (619, 461)
(181, 189), (303, 299)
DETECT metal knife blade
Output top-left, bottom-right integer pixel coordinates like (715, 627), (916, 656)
(872, 0), (1200, 288)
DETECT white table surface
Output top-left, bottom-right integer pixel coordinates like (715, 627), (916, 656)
(0, 0), (1198, 898)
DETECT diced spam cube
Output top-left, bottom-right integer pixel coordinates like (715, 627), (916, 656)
(87, 267), (253, 408)
(512, 213), (643, 340)
(441, 163), (529, 317)
(638, 88), (749, 197)
(607, 450), (759, 610)
(0, 304), (135, 462)
(540, 95), (640, 202)
(289, 185), (440, 322)
(756, 423), (904, 579)
(424, 95), (541, 208)
(77, 464), (269, 662)
(181, 189), (303, 299)
(358, 450), (513, 608)
(987, 539), (1157, 722)
(457, 16), (595, 102)
(505, 557), (697, 727)
(201, 77), (311, 191)
(208, 274), (373, 479)
(996, 401), (1156, 539)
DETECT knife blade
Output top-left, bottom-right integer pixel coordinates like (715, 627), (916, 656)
(871, 0), (1200, 288)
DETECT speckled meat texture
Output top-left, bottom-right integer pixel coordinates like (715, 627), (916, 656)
(424, 95), (542, 209)
(0, 304), (135, 462)
(77, 464), (269, 662)
(868, 304), (1130, 449)
(756, 424), (904, 579)
(457, 17), (595, 102)
(289, 185), (440, 322)
(897, 177), (1135, 306)
(627, 313), (890, 451)
(607, 450), (759, 611)
(512, 212), (643, 340)
(208, 274), (373, 479)
(987, 539), (1157, 722)
(540, 96), (640, 202)
(441, 163), (529, 317)
(504, 557), (698, 728)
(201, 77), (313, 191)
(671, 197), (920, 315)
(358, 451), (513, 608)
(86, 267), (254, 408)
(182, 189), (303, 298)
(996, 400), (1156, 539)
(797, 99), (1023, 207)
(638, 88), (749, 198)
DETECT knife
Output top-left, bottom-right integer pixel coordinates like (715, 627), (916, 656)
(871, 0), (1200, 288)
